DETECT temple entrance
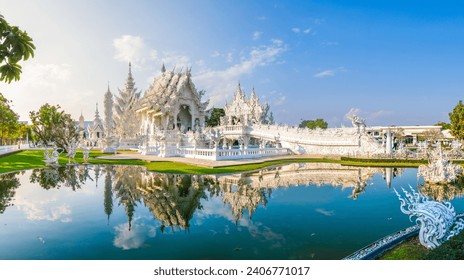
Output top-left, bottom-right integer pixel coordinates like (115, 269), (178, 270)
(177, 105), (192, 133)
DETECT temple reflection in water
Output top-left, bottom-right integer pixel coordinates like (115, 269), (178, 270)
(1, 163), (408, 231)
(2, 163), (464, 259)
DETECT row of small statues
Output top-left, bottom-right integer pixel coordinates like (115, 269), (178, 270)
(43, 142), (91, 166)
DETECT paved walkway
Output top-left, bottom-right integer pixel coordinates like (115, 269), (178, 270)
(97, 152), (341, 168)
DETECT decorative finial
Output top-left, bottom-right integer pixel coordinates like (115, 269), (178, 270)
(96, 102), (99, 113)
(161, 63), (166, 73)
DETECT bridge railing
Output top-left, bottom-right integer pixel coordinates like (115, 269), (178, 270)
(181, 147), (289, 161)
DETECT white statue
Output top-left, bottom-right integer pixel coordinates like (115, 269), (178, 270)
(418, 146), (462, 184)
(66, 140), (77, 165)
(82, 146), (91, 163)
(348, 114), (366, 133)
(44, 147), (61, 166)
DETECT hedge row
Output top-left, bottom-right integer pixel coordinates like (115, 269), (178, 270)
(340, 157), (427, 164)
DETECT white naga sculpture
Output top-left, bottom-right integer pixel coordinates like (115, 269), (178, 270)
(348, 114), (366, 133)
(418, 147), (462, 183)
(394, 186), (464, 249)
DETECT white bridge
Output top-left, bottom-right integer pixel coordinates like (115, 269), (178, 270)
(139, 122), (386, 160)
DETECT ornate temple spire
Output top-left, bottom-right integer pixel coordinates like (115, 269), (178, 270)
(161, 63), (166, 73)
(93, 103), (103, 128)
(79, 111), (85, 130)
(125, 62), (135, 92)
(250, 86), (257, 100)
(114, 62), (141, 139)
(104, 83), (114, 136)
(235, 81), (245, 99)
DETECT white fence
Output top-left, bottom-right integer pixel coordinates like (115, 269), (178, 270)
(181, 147), (289, 160)
(0, 145), (19, 155)
(140, 145), (289, 160)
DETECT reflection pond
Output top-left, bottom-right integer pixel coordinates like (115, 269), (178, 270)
(1, 163), (464, 260)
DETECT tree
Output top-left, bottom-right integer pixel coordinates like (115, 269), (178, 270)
(435, 121), (451, 130)
(0, 173), (20, 214)
(449, 100), (464, 140)
(205, 108), (225, 127)
(29, 103), (79, 151)
(261, 103), (274, 125)
(299, 118), (328, 129)
(0, 15), (35, 83)
(423, 129), (443, 146)
(0, 93), (19, 145)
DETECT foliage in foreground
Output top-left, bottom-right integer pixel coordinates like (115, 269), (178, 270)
(377, 236), (429, 260)
(29, 104), (79, 152)
(379, 232), (464, 260)
(449, 100), (464, 140)
(423, 231), (464, 260)
(0, 14), (35, 83)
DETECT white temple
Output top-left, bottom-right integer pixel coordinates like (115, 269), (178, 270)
(80, 63), (390, 159)
(79, 104), (105, 147)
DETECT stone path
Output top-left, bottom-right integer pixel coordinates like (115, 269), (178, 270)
(97, 152), (341, 168)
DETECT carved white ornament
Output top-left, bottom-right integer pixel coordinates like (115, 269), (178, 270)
(394, 186), (464, 249)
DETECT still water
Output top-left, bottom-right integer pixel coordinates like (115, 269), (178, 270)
(1, 163), (463, 260)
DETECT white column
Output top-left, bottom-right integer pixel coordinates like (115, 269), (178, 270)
(386, 129), (393, 155)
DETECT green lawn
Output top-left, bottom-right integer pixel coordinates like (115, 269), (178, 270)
(377, 236), (429, 260)
(2, 149), (464, 259)
(1, 150), (436, 175)
(378, 232), (464, 260)
(0, 150), (340, 175)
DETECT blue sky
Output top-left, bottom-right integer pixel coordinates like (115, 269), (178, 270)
(1, 0), (464, 126)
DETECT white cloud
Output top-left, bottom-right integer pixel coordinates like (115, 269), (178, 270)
(370, 110), (393, 119)
(344, 108), (393, 125)
(113, 35), (152, 68)
(158, 51), (191, 69)
(261, 90), (286, 106)
(113, 218), (158, 250)
(21, 63), (72, 88)
(345, 108), (362, 120)
(210, 51), (234, 63)
(315, 208), (335, 217)
(322, 41), (339, 46)
(303, 28), (312, 34)
(196, 40), (287, 106)
(210, 51), (221, 58)
(271, 39), (284, 46)
(194, 195), (284, 247)
(253, 31), (263, 40)
(14, 185), (73, 222)
(113, 34), (192, 72)
(314, 69), (335, 78)
(293, 28), (312, 34)
(313, 67), (346, 78)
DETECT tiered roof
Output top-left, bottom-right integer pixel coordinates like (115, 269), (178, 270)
(138, 66), (208, 113)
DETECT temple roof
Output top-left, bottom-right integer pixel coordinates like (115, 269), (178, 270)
(137, 66), (209, 113)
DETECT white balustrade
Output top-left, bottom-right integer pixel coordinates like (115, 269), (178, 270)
(181, 147), (289, 160)
(0, 145), (19, 155)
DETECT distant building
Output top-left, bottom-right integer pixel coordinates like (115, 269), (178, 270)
(79, 104), (105, 147)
